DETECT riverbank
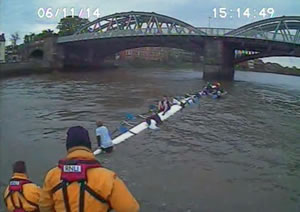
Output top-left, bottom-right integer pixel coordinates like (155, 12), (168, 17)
(1, 59), (299, 79)
(116, 59), (300, 77)
(237, 68), (300, 77)
(0, 61), (52, 78)
(235, 60), (300, 77)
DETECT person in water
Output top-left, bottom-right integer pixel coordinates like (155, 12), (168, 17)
(205, 82), (214, 93)
(145, 111), (163, 129)
(204, 82), (223, 94)
(212, 89), (222, 98)
(158, 95), (171, 115)
(212, 82), (221, 90)
(3, 161), (41, 212)
(211, 82), (226, 98)
(39, 126), (140, 212)
(200, 84), (210, 96)
(95, 121), (114, 153)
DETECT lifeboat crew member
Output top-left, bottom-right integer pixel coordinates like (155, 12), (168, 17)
(39, 126), (140, 212)
(3, 161), (41, 212)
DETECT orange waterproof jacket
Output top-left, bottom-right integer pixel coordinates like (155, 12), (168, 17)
(3, 173), (41, 212)
(39, 146), (140, 212)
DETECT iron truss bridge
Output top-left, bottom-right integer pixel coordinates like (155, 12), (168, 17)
(57, 12), (300, 45)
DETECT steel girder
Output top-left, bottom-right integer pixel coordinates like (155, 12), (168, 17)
(226, 16), (300, 44)
(74, 11), (206, 36)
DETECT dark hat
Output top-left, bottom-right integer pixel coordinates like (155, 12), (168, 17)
(13, 161), (26, 173)
(66, 126), (91, 151)
(96, 120), (103, 127)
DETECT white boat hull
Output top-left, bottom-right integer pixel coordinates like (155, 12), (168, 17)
(94, 96), (191, 155)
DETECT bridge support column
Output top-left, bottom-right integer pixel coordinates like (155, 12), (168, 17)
(85, 48), (95, 64)
(203, 39), (234, 80)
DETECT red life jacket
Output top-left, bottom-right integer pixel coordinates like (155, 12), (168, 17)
(52, 159), (111, 212)
(4, 178), (39, 212)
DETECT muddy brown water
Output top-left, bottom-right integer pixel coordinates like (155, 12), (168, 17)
(0, 68), (299, 212)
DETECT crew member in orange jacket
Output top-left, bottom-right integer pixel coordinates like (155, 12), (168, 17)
(3, 161), (41, 212)
(39, 126), (140, 212)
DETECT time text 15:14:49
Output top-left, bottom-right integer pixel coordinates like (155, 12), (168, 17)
(213, 8), (275, 19)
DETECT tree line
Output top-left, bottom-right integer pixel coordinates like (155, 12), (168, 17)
(10, 16), (90, 47)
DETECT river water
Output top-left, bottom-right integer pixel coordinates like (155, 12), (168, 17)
(0, 69), (299, 212)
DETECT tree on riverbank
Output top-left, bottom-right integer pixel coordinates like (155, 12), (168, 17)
(10, 32), (20, 47)
(35, 29), (56, 40)
(57, 16), (90, 36)
(23, 30), (56, 44)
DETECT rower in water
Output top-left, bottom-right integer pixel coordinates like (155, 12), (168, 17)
(95, 121), (114, 154)
(210, 82), (227, 98)
(145, 111), (163, 129)
(158, 95), (171, 115)
(200, 84), (210, 96)
(205, 82), (214, 93)
(212, 82), (221, 90)
(203, 82), (222, 94)
(212, 89), (222, 99)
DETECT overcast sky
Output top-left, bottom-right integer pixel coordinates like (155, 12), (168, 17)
(0, 0), (299, 67)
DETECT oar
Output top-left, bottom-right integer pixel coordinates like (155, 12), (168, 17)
(124, 107), (154, 122)
(110, 126), (126, 137)
(115, 124), (137, 136)
(112, 113), (149, 137)
(174, 94), (199, 108)
(125, 113), (136, 121)
(121, 120), (135, 127)
(109, 124), (134, 138)
(109, 119), (136, 137)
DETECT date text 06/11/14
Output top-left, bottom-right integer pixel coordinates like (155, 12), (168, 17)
(213, 8), (275, 19)
(37, 8), (101, 19)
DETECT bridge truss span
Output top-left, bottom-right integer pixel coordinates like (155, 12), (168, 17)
(226, 16), (300, 44)
(56, 11), (207, 43)
(76, 11), (205, 35)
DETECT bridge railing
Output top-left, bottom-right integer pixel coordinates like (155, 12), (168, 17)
(198, 27), (234, 36)
(58, 27), (300, 44)
(203, 28), (299, 44)
(57, 27), (201, 43)
(241, 30), (297, 44)
(198, 27), (298, 44)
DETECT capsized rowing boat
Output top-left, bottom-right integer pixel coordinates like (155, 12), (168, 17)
(93, 95), (194, 155)
(94, 90), (228, 155)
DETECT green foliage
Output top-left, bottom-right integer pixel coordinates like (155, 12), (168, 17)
(23, 30), (57, 44)
(57, 16), (90, 36)
(35, 29), (55, 40)
(24, 35), (30, 44)
(24, 33), (36, 44)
